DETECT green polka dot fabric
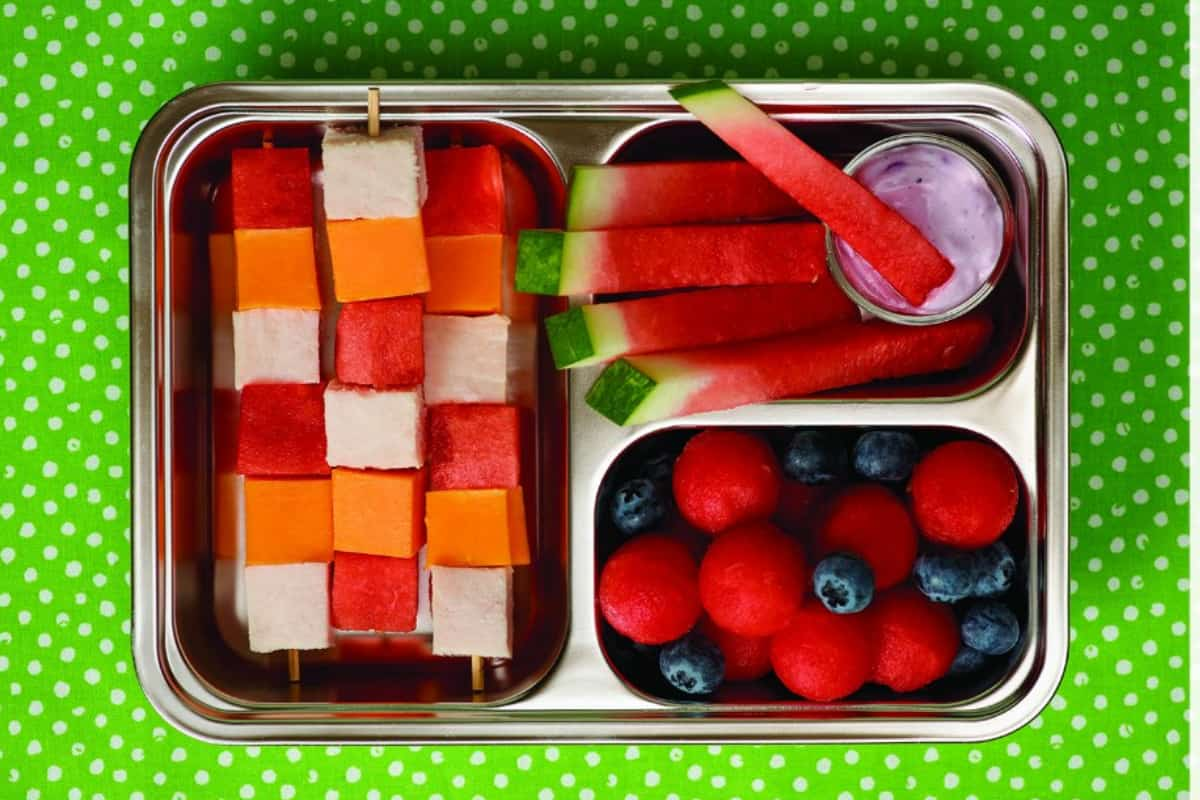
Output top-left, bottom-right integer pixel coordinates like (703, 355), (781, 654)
(0, 0), (1189, 797)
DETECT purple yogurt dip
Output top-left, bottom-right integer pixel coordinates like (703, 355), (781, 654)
(833, 139), (1010, 317)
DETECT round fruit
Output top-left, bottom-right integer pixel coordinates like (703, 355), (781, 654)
(659, 632), (725, 695)
(912, 549), (977, 603)
(971, 541), (1017, 597)
(610, 477), (667, 536)
(699, 616), (772, 682)
(782, 430), (848, 485)
(598, 534), (702, 645)
(812, 553), (875, 614)
(814, 484), (918, 590)
(948, 645), (989, 676)
(698, 521), (807, 637)
(773, 479), (831, 533)
(771, 603), (874, 701)
(961, 600), (1021, 656)
(672, 430), (781, 535)
(868, 586), (960, 693)
(852, 430), (920, 482)
(910, 440), (1019, 549)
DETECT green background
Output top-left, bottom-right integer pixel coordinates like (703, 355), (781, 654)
(0, 0), (1189, 798)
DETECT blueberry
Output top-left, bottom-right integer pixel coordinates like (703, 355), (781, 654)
(852, 430), (919, 482)
(961, 601), (1021, 656)
(659, 633), (725, 695)
(971, 541), (1016, 598)
(610, 477), (667, 536)
(640, 451), (676, 489)
(912, 549), (977, 603)
(948, 645), (989, 675)
(783, 430), (848, 485)
(812, 553), (875, 614)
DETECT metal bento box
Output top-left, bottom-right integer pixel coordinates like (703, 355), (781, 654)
(131, 81), (1067, 742)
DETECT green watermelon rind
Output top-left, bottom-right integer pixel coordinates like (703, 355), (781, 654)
(544, 306), (595, 369)
(565, 166), (611, 231)
(514, 229), (565, 295)
(584, 358), (658, 425)
(668, 79), (731, 104)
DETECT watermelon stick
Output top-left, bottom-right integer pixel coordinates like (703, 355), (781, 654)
(545, 281), (857, 369)
(516, 222), (826, 296)
(586, 314), (993, 426)
(670, 80), (956, 307)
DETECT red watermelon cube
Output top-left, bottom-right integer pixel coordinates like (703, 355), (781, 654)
(236, 383), (329, 476)
(230, 147), (314, 230)
(331, 551), (419, 632)
(428, 404), (521, 490)
(334, 297), (424, 387)
(423, 146), (505, 236)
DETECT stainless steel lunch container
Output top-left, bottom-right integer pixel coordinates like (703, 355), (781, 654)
(131, 81), (1067, 742)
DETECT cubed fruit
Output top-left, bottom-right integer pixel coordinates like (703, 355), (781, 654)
(321, 126), (425, 220)
(327, 217), (430, 302)
(430, 565), (513, 658)
(244, 562), (332, 653)
(335, 297), (424, 387)
(331, 468), (425, 558)
(424, 235), (535, 320)
(233, 227), (321, 309)
(323, 383), (425, 469)
(428, 404), (521, 491)
(232, 308), (320, 389)
(422, 145), (505, 236)
(331, 551), (419, 633)
(244, 477), (334, 565)
(230, 147), (314, 230)
(236, 383), (329, 476)
(423, 314), (510, 404)
(425, 487), (529, 567)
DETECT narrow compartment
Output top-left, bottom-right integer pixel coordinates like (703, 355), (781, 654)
(594, 424), (1031, 708)
(166, 118), (569, 707)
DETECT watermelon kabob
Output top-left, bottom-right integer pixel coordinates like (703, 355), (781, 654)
(597, 429), (1024, 701)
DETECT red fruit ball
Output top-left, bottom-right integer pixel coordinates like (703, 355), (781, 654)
(773, 480), (833, 534)
(771, 602), (874, 701)
(673, 430), (782, 535)
(910, 440), (1019, 549)
(814, 484), (917, 590)
(699, 521), (807, 637)
(868, 586), (960, 693)
(699, 616), (772, 682)
(598, 534), (702, 645)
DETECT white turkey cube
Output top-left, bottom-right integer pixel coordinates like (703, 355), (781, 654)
(324, 382), (425, 469)
(232, 308), (321, 389)
(423, 314), (510, 404)
(321, 126), (426, 220)
(430, 566), (512, 658)
(244, 563), (332, 653)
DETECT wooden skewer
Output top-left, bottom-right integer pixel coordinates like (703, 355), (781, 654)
(287, 648), (301, 683)
(367, 87), (381, 138)
(262, 129), (274, 149)
(471, 655), (484, 694)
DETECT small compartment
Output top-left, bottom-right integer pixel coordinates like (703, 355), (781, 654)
(165, 117), (569, 707)
(595, 424), (1031, 708)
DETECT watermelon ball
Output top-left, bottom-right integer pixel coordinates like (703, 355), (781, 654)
(948, 645), (989, 676)
(910, 440), (1019, 549)
(659, 632), (726, 696)
(699, 616), (772, 682)
(911, 549), (977, 603)
(610, 477), (667, 537)
(868, 586), (960, 693)
(782, 430), (848, 485)
(812, 553), (874, 614)
(814, 484), (918, 590)
(598, 534), (702, 645)
(672, 430), (781, 535)
(773, 479), (831, 533)
(699, 521), (807, 637)
(971, 541), (1017, 598)
(852, 430), (919, 482)
(960, 600), (1021, 656)
(771, 602), (874, 701)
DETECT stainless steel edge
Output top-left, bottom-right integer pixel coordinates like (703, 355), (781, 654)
(130, 81), (1068, 742)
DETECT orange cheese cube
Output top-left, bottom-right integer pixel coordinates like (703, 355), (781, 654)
(426, 487), (529, 567)
(234, 227), (321, 309)
(331, 468), (426, 558)
(244, 477), (333, 564)
(209, 232), (237, 318)
(327, 217), (430, 301)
